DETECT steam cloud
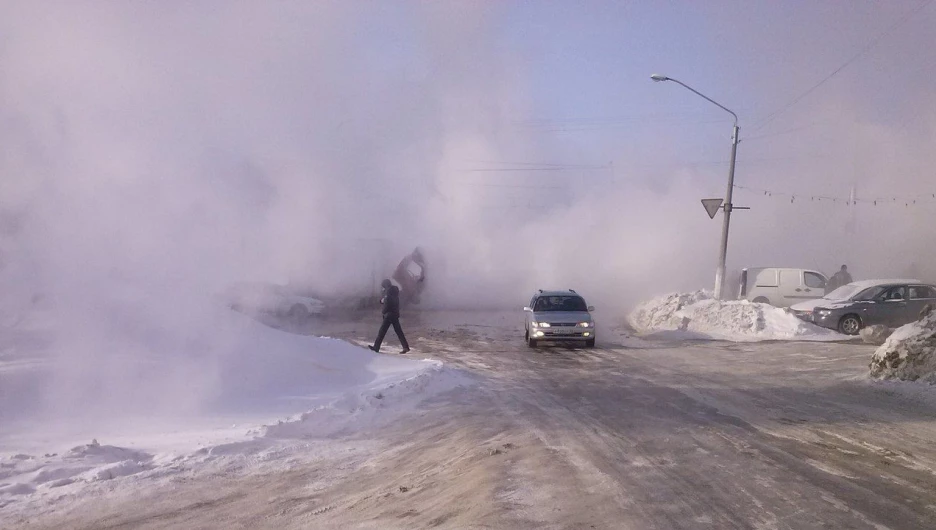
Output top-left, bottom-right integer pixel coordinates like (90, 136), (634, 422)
(1, 2), (934, 421)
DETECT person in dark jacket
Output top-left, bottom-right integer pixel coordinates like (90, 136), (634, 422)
(369, 279), (410, 354)
(826, 265), (854, 293)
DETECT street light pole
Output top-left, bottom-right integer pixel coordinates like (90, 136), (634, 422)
(651, 74), (740, 300)
(715, 124), (740, 300)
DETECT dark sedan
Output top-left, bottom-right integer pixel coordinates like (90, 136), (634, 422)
(790, 279), (936, 335)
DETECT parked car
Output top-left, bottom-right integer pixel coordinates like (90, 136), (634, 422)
(789, 279), (935, 335)
(523, 290), (596, 348)
(225, 281), (325, 322)
(737, 267), (828, 307)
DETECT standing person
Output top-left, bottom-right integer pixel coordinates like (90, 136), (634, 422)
(392, 247), (428, 305)
(369, 279), (410, 354)
(827, 265), (853, 292)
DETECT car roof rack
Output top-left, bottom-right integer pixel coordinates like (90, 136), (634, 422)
(569, 289), (576, 293)
(538, 289), (543, 293)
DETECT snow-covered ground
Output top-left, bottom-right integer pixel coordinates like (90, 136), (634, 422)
(0, 299), (469, 515)
(628, 290), (850, 342)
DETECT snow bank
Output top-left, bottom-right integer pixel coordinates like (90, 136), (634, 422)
(628, 291), (846, 342)
(259, 361), (469, 440)
(1, 298), (455, 424)
(0, 358), (470, 512)
(0, 440), (155, 511)
(1, 296), (472, 513)
(628, 290), (712, 332)
(870, 312), (936, 382)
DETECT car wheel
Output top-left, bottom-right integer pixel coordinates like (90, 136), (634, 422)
(752, 297), (770, 304)
(838, 314), (862, 335)
(288, 304), (309, 322)
(585, 338), (595, 348)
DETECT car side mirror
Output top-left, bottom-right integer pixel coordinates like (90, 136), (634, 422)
(523, 306), (532, 312)
(588, 306), (595, 312)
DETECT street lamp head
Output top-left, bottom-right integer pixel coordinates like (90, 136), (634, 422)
(650, 74), (670, 82)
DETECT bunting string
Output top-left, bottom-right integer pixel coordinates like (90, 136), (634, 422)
(733, 184), (936, 207)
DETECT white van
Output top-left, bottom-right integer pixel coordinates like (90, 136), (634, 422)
(738, 267), (829, 308)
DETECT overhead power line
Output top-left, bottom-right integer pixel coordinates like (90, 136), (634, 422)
(473, 160), (608, 169)
(460, 167), (610, 173)
(743, 123), (820, 142)
(752, 0), (934, 133)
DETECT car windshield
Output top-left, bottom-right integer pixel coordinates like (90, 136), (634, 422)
(822, 284), (865, 301)
(534, 296), (588, 312)
(857, 286), (892, 301)
(825, 284), (889, 302)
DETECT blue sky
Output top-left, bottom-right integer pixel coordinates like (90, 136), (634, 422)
(484, 1), (934, 191)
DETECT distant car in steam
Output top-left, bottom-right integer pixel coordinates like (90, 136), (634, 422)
(523, 290), (596, 348)
(225, 281), (325, 322)
(790, 279), (936, 335)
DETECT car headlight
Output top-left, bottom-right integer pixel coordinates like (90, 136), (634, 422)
(578, 322), (592, 328)
(816, 309), (832, 316)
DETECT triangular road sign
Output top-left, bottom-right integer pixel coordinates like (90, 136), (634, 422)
(701, 198), (723, 219)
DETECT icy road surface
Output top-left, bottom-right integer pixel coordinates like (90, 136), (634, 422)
(11, 310), (936, 529)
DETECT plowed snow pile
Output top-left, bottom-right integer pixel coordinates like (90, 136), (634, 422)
(870, 311), (936, 382)
(1, 292), (470, 515)
(629, 291), (846, 342)
(628, 290), (713, 331)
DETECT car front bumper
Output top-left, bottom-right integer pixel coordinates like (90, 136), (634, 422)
(791, 310), (814, 323)
(793, 309), (839, 331)
(530, 328), (594, 341)
(811, 311), (841, 331)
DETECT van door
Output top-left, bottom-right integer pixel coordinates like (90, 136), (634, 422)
(877, 285), (912, 327)
(780, 270), (824, 304)
(778, 269), (806, 304)
(747, 268), (779, 304)
(803, 271), (827, 298)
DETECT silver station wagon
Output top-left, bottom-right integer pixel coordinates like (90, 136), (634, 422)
(524, 290), (596, 348)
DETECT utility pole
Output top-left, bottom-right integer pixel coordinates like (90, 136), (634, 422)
(652, 74), (741, 299)
(713, 124), (740, 300)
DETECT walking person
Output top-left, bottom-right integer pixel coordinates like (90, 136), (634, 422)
(827, 265), (853, 293)
(369, 279), (410, 354)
